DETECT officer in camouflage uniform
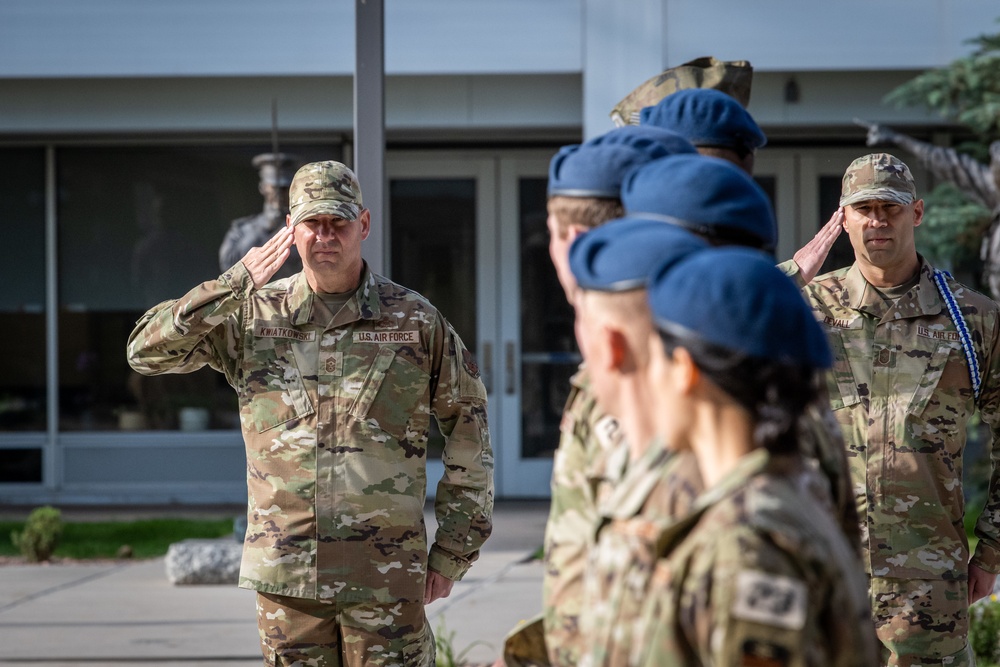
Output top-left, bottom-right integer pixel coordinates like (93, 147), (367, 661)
(497, 125), (698, 667)
(127, 161), (493, 667)
(802, 153), (1000, 665)
(219, 152), (302, 278)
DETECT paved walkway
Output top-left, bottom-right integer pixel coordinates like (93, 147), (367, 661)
(0, 500), (549, 666)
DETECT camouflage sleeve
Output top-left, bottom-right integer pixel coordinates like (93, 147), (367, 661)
(126, 262), (251, 386)
(429, 320), (494, 581)
(971, 307), (1000, 573)
(891, 134), (1000, 210)
(776, 259), (807, 288)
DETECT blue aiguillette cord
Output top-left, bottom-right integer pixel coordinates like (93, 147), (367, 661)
(932, 269), (982, 402)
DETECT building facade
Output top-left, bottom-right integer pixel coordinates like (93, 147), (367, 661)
(1, 0), (996, 503)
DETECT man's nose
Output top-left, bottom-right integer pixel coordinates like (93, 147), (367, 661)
(868, 208), (889, 227)
(314, 224), (337, 240)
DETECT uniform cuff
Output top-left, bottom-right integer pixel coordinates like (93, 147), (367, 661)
(776, 259), (807, 288)
(428, 543), (476, 582)
(972, 541), (1000, 575)
(221, 261), (254, 301)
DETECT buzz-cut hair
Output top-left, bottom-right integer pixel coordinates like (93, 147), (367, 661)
(547, 195), (624, 239)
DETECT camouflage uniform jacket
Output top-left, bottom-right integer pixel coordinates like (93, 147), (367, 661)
(802, 259), (1000, 579)
(541, 367), (628, 666)
(127, 261), (494, 602)
(577, 441), (702, 667)
(635, 449), (877, 667)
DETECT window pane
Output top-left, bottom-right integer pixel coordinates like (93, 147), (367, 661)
(57, 144), (339, 431)
(0, 148), (46, 431)
(390, 178), (477, 459)
(520, 177), (575, 459)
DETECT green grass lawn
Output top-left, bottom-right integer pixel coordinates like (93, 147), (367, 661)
(0, 518), (235, 560)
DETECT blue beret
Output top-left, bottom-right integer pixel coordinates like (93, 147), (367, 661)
(622, 154), (777, 251)
(648, 247), (832, 368)
(568, 216), (709, 292)
(548, 126), (697, 198)
(640, 88), (766, 154)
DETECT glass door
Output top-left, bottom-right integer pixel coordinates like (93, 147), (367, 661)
(387, 154), (499, 493)
(496, 154), (563, 497)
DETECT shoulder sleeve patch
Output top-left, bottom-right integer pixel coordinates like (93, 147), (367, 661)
(730, 570), (807, 631)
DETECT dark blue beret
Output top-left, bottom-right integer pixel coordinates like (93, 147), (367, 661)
(568, 216), (709, 292)
(548, 126), (697, 198)
(648, 247), (832, 368)
(640, 88), (766, 154)
(622, 154), (777, 251)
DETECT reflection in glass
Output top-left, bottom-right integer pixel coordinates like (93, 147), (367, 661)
(520, 177), (577, 459)
(56, 145), (338, 431)
(0, 148), (46, 432)
(390, 178), (477, 458)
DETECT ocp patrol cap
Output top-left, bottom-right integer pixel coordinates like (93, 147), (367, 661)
(288, 160), (363, 227)
(840, 153), (916, 207)
(639, 88), (766, 155)
(622, 154), (777, 251)
(648, 247), (832, 368)
(547, 126), (697, 199)
(569, 216), (708, 292)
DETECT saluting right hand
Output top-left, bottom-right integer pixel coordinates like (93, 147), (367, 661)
(242, 225), (294, 289)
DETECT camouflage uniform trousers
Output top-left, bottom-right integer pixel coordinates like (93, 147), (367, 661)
(870, 577), (972, 667)
(256, 592), (434, 667)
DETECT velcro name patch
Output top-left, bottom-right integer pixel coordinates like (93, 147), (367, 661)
(353, 331), (419, 344)
(917, 326), (960, 342)
(821, 315), (862, 329)
(254, 324), (316, 342)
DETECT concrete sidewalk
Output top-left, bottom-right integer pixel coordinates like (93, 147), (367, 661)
(0, 500), (549, 666)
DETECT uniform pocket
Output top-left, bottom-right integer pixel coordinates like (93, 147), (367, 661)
(245, 340), (314, 433)
(825, 329), (862, 411)
(349, 346), (429, 440)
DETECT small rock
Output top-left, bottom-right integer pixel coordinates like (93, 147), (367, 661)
(116, 545), (134, 559)
(165, 539), (242, 585)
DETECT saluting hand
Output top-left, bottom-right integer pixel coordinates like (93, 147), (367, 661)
(793, 208), (844, 285)
(242, 225), (295, 289)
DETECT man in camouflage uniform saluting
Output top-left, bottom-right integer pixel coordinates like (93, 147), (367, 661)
(802, 153), (1000, 665)
(128, 161), (493, 667)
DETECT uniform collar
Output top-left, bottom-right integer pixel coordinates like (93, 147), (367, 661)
(843, 257), (943, 319)
(288, 262), (382, 328)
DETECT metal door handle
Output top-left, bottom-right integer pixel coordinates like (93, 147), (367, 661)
(481, 341), (493, 394)
(505, 341), (516, 395)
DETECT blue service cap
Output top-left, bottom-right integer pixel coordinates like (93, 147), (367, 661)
(568, 216), (709, 292)
(622, 154), (777, 251)
(640, 88), (766, 154)
(648, 247), (832, 368)
(548, 126), (697, 198)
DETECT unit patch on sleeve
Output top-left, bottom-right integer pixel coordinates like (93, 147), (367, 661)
(730, 570), (807, 631)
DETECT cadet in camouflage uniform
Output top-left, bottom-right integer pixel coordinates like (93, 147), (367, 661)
(639, 87), (767, 175)
(802, 153), (1000, 665)
(569, 157), (874, 665)
(128, 161), (493, 667)
(631, 248), (876, 667)
(219, 152), (302, 278)
(497, 125), (698, 667)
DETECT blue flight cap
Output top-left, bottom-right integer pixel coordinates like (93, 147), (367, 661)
(548, 126), (697, 198)
(621, 154), (777, 251)
(640, 88), (766, 155)
(648, 247), (832, 368)
(568, 216), (709, 292)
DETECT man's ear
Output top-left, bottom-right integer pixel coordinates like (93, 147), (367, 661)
(566, 223), (588, 244)
(285, 213), (293, 228)
(359, 208), (372, 240)
(912, 199), (924, 228)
